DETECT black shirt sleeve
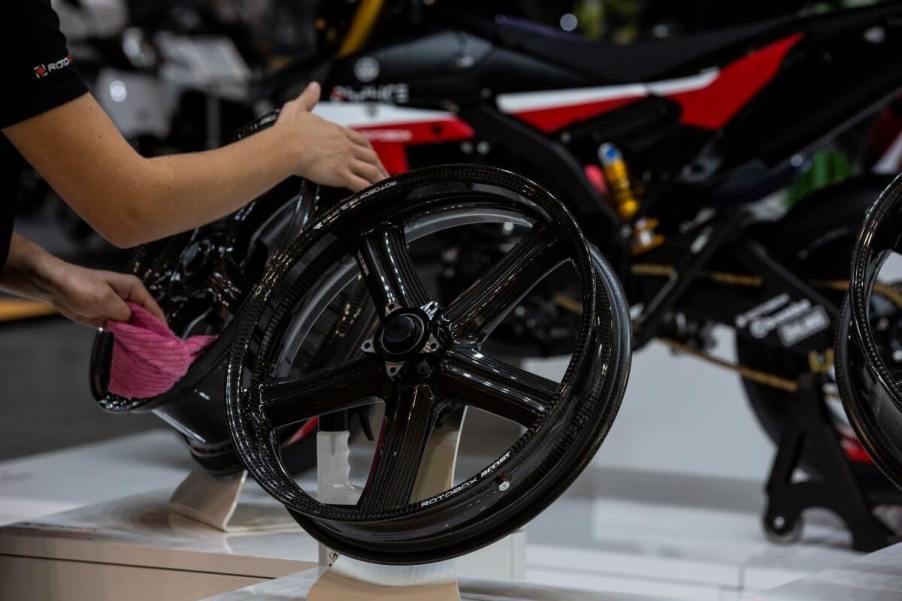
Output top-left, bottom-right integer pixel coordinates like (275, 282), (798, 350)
(0, 1), (89, 269)
(0, 1), (88, 128)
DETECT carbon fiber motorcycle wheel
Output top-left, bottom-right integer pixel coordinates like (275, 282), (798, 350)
(226, 164), (631, 564)
(89, 112), (320, 473)
(738, 177), (899, 498)
(836, 172), (902, 489)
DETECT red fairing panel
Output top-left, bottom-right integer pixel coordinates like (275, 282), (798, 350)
(504, 33), (804, 132)
(671, 33), (803, 129)
(356, 118), (475, 174)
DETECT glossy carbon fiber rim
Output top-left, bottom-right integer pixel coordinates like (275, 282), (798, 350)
(837, 171), (902, 488)
(226, 165), (631, 564)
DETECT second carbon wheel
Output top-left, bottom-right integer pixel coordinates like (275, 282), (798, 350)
(836, 172), (902, 491)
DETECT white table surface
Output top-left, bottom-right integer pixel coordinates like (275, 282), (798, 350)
(204, 567), (674, 601)
(0, 430), (871, 600)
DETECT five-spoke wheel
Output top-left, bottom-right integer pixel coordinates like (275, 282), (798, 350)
(227, 165), (631, 563)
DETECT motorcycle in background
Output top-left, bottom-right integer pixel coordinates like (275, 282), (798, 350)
(258, 0), (902, 546)
(52, 0), (902, 548)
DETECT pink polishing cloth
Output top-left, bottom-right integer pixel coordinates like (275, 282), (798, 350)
(106, 302), (217, 398)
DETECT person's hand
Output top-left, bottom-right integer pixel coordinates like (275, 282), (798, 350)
(275, 82), (389, 191)
(46, 262), (165, 328)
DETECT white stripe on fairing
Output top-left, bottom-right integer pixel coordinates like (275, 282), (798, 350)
(496, 69), (720, 113)
(645, 69), (720, 95)
(875, 129), (902, 174)
(313, 102), (455, 127)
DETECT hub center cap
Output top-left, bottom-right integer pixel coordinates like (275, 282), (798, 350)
(380, 312), (426, 357)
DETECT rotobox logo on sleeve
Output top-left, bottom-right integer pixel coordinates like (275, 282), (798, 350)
(33, 55), (73, 79)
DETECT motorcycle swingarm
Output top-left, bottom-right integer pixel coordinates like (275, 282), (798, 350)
(633, 211), (837, 355)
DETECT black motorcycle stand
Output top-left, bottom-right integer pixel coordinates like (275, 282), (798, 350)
(762, 372), (896, 552)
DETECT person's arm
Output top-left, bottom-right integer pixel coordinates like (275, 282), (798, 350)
(0, 233), (164, 327)
(2, 82), (386, 249)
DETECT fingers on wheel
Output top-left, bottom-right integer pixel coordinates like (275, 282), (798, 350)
(351, 160), (384, 187)
(353, 146), (389, 179)
(346, 173), (372, 192)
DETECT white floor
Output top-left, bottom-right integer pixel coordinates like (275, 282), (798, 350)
(0, 431), (866, 600)
(526, 498), (857, 600)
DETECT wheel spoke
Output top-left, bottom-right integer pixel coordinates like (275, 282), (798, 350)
(355, 223), (428, 315)
(445, 226), (565, 340)
(358, 384), (436, 511)
(437, 346), (558, 426)
(259, 356), (385, 428)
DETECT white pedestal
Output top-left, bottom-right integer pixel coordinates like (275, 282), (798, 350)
(306, 416), (526, 600)
(0, 486), (525, 601)
(309, 557), (462, 601)
(0, 486), (315, 601)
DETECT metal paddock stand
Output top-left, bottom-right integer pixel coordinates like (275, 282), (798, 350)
(762, 372), (897, 552)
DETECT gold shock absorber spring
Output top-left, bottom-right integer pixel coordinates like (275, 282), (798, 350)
(599, 143), (640, 220)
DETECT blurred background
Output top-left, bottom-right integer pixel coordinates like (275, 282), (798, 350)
(2, 0), (893, 461)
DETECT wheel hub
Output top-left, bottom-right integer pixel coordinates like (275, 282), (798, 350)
(366, 302), (445, 380)
(380, 312), (427, 357)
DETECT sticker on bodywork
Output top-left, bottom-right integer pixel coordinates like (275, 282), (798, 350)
(777, 305), (830, 347)
(735, 294), (829, 345)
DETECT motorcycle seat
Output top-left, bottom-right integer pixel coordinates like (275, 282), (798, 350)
(490, 15), (796, 84)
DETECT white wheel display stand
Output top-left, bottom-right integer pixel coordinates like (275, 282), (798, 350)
(307, 409), (495, 601)
(169, 470), (291, 532)
(309, 558), (460, 601)
(169, 469), (248, 531)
